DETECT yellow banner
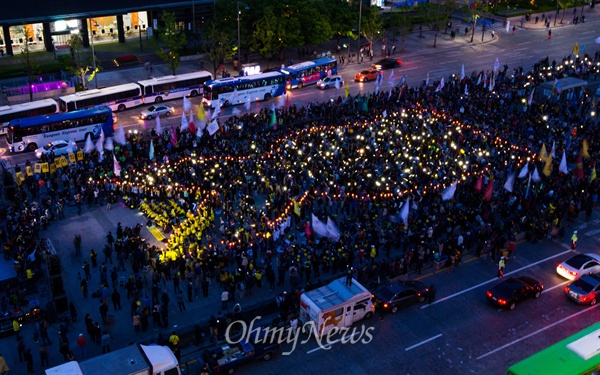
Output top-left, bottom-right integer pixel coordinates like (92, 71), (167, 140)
(15, 172), (24, 185)
(68, 153), (76, 163)
(76, 150), (84, 161)
(59, 156), (68, 167)
(41, 163), (49, 173)
(34, 163), (42, 174)
(50, 163), (57, 173)
(26, 166), (33, 176)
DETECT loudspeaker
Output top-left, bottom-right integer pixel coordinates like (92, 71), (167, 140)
(53, 296), (68, 314)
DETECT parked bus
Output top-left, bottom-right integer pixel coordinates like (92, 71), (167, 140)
(281, 57), (338, 89)
(0, 99), (59, 136)
(506, 322), (600, 375)
(137, 71), (213, 104)
(203, 71), (286, 108)
(58, 83), (143, 112)
(534, 77), (588, 103)
(7, 106), (114, 153)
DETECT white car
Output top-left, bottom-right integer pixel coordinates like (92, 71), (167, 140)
(139, 105), (174, 120)
(557, 253), (600, 280)
(316, 75), (343, 90)
(35, 140), (78, 159)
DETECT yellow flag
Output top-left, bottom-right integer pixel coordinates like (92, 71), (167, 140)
(543, 155), (553, 176)
(582, 139), (590, 158)
(591, 167), (597, 182)
(198, 103), (205, 120)
(344, 83), (349, 98)
(293, 199), (301, 217)
(573, 42), (579, 55)
(539, 143), (548, 161)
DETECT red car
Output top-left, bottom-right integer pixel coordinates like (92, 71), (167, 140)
(355, 68), (380, 82)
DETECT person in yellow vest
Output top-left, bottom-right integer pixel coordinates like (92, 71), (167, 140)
(169, 331), (179, 349)
(255, 269), (263, 289)
(370, 245), (377, 265)
(12, 319), (21, 339)
(0, 352), (10, 375)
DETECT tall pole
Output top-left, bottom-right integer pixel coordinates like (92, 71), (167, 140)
(139, 23), (143, 51)
(237, 2), (241, 70)
(89, 18), (98, 89)
(192, 0), (196, 32)
(357, 0), (362, 58)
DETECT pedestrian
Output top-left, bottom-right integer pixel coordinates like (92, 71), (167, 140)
(345, 266), (353, 286)
(176, 291), (186, 312)
(39, 343), (49, 367)
(76, 333), (86, 358)
(83, 261), (91, 281)
(101, 331), (111, 353)
(498, 256), (506, 278)
(428, 284), (436, 304)
(221, 289), (229, 309)
(133, 312), (141, 332)
(80, 278), (88, 298)
(186, 280), (193, 303)
(106, 231), (114, 251)
(194, 324), (203, 346)
(40, 319), (52, 345)
(13, 319), (21, 340)
(512, 25), (516, 34)
(24, 348), (33, 373)
(0, 352), (10, 375)
(491, 30), (495, 39)
(17, 337), (25, 362)
(168, 331), (179, 350)
(90, 249), (98, 267)
(99, 301), (109, 324)
(73, 234), (82, 257)
(111, 289), (121, 310)
(548, 29), (551, 39)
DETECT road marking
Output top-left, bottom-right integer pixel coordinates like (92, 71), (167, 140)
(306, 331), (362, 354)
(513, 48), (529, 51)
(441, 60), (458, 64)
(421, 249), (573, 309)
(405, 333), (443, 351)
(584, 228), (600, 236)
(400, 66), (420, 71)
(545, 280), (570, 292)
(517, 42), (532, 45)
(476, 303), (600, 360)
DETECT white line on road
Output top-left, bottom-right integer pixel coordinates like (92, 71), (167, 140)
(421, 249), (573, 309)
(306, 331), (362, 354)
(400, 67), (421, 72)
(476, 303), (600, 360)
(442, 60), (458, 64)
(513, 48), (530, 51)
(544, 280), (570, 292)
(585, 228), (600, 236)
(517, 42), (532, 45)
(405, 334), (443, 351)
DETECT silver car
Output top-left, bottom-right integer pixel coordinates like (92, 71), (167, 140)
(139, 105), (174, 120)
(316, 75), (343, 90)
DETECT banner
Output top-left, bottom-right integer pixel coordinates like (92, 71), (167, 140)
(41, 163), (49, 173)
(68, 153), (76, 163)
(26, 166), (33, 176)
(34, 163), (42, 174)
(76, 150), (84, 161)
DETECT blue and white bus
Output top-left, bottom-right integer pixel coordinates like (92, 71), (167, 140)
(0, 99), (59, 136)
(281, 57), (338, 89)
(203, 71), (287, 108)
(7, 106), (114, 152)
(137, 71), (213, 104)
(58, 83), (143, 112)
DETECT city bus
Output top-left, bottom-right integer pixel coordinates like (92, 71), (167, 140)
(0, 99), (59, 136)
(203, 71), (287, 108)
(506, 322), (600, 375)
(58, 83), (143, 112)
(137, 71), (213, 104)
(7, 106), (114, 153)
(281, 57), (338, 89)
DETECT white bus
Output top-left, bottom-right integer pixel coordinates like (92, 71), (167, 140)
(0, 99), (59, 135)
(137, 71), (213, 104)
(203, 71), (287, 108)
(58, 83), (143, 112)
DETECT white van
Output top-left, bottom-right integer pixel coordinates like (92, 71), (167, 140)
(299, 277), (374, 337)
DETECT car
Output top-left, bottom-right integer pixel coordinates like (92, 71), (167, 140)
(35, 140), (78, 159)
(355, 68), (380, 82)
(372, 280), (429, 314)
(316, 75), (343, 89)
(139, 105), (174, 120)
(564, 273), (600, 305)
(556, 253), (600, 280)
(486, 276), (543, 310)
(372, 58), (403, 70)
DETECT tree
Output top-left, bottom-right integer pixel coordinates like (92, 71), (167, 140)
(155, 11), (187, 75)
(64, 34), (100, 91)
(558, 0), (575, 24)
(17, 26), (40, 102)
(203, 20), (236, 77)
(250, 7), (284, 68)
(296, 6), (332, 49)
(361, 6), (384, 52)
(389, 10), (412, 52)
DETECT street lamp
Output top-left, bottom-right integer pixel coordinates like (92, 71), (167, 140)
(357, 0), (363, 59)
(88, 18), (99, 89)
(237, 1), (249, 71)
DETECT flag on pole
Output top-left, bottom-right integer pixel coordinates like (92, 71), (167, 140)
(475, 175), (483, 192)
(270, 108), (277, 126)
(180, 113), (189, 131)
(183, 95), (192, 113)
(435, 77), (444, 92)
(245, 97), (251, 111)
(460, 64), (465, 80)
(149, 140), (155, 161)
(207, 119), (219, 136)
(115, 124), (127, 145)
(335, 78), (341, 89)
(539, 143), (548, 160)
(188, 113), (196, 134)
(575, 155), (584, 180)
(84, 134), (94, 153)
(441, 181), (457, 201)
(518, 164), (529, 178)
(591, 166), (597, 182)
(388, 70), (395, 86)
(426, 73), (429, 86)
(170, 126), (177, 146)
(376, 72), (384, 86)
(525, 172), (532, 199)
(527, 88), (535, 106)
(543, 154), (553, 176)
(311, 214), (328, 238)
(493, 57), (500, 72)
(293, 199), (301, 216)
(326, 217), (341, 242)
(465, 84), (469, 96)
(559, 150), (568, 174)
(344, 83), (349, 98)
(400, 199), (410, 225)
(573, 42), (580, 55)
(212, 101), (221, 119)
(198, 103), (205, 120)
(476, 73), (482, 86)
(230, 88), (239, 104)
(582, 139), (591, 158)
(113, 154), (121, 177)
(155, 114), (162, 135)
(95, 131), (104, 153)
(532, 167), (541, 182)
(104, 136), (114, 151)
(551, 140), (556, 158)
(503, 174), (515, 192)
(278, 92), (285, 108)
(484, 177), (494, 201)
(361, 95), (369, 112)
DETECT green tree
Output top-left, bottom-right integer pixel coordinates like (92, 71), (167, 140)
(155, 11), (187, 75)
(558, 0), (575, 24)
(361, 6), (384, 51)
(296, 6), (331, 48)
(251, 7), (284, 68)
(17, 27), (40, 102)
(389, 10), (412, 53)
(65, 34), (100, 91)
(203, 20), (236, 77)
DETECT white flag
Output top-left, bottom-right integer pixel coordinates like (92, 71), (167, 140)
(326, 217), (341, 242)
(230, 88), (239, 104)
(180, 114), (189, 131)
(95, 131), (104, 153)
(113, 154), (121, 177)
(84, 134), (94, 153)
(278, 92), (285, 108)
(155, 114), (162, 135)
(518, 164), (529, 178)
(503, 173), (515, 192)
(383, 110), (387, 118)
(464, 84), (469, 96)
(400, 198), (410, 225)
(207, 119), (220, 136)
(212, 102), (221, 119)
(435, 77), (444, 92)
(493, 57), (500, 72)
(104, 136), (114, 151)
(528, 88), (535, 106)
(115, 124), (127, 145)
(559, 150), (569, 174)
(441, 181), (457, 201)
(426, 73), (429, 86)
(312, 214), (328, 238)
(476, 73), (482, 86)
(183, 95), (192, 113)
(232, 107), (241, 115)
(244, 97), (251, 111)
(532, 167), (541, 182)
(551, 140), (556, 158)
(460, 64), (465, 80)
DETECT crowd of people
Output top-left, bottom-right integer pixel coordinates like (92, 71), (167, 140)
(1, 44), (600, 371)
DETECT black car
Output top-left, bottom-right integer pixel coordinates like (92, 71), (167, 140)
(486, 276), (543, 310)
(372, 280), (429, 314)
(372, 58), (402, 70)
